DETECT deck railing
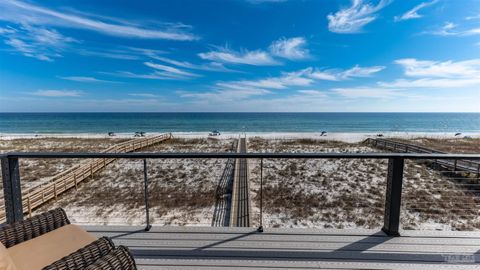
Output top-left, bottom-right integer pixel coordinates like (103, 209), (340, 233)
(1, 151), (479, 236)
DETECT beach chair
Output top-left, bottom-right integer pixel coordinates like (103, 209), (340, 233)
(0, 208), (137, 270)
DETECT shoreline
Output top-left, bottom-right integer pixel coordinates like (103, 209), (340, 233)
(1, 131), (479, 143)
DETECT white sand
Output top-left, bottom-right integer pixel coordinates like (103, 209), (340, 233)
(1, 131), (479, 143)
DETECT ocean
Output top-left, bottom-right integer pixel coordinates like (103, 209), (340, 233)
(0, 113), (479, 134)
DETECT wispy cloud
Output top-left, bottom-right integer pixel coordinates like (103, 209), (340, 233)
(332, 87), (401, 98)
(327, 0), (391, 33)
(218, 70), (313, 91)
(428, 22), (480, 36)
(269, 37), (310, 60)
(76, 48), (140, 60)
(32, 89), (82, 97)
(128, 93), (160, 98)
(379, 78), (480, 88)
(148, 55), (236, 72)
(394, 58), (480, 78)
(103, 61), (200, 80)
(59, 76), (117, 83)
(0, 0), (197, 40)
(105, 71), (193, 81)
(306, 65), (385, 81)
(180, 88), (270, 102)
(466, 13), (480, 20)
(198, 46), (279, 66)
(394, 0), (437, 22)
(144, 62), (199, 78)
(198, 37), (309, 65)
(378, 58), (480, 89)
(0, 24), (76, 61)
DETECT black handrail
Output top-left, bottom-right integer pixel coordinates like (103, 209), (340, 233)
(2, 151), (480, 237)
(2, 152), (480, 159)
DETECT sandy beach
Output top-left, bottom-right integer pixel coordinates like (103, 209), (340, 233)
(2, 131), (479, 142)
(1, 133), (479, 230)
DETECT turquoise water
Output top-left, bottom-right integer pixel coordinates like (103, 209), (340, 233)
(0, 113), (479, 134)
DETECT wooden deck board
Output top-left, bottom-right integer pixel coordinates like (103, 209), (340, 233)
(84, 226), (480, 269)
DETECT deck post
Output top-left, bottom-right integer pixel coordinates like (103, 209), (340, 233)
(1, 157), (24, 223)
(257, 158), (263, 233)
(143, 159), (151, 231)
(382, 157), (404, 237)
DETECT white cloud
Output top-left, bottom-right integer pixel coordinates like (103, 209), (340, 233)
(306, 65), (385, 81)
(379, 78), (480, 88)
(0, 24), (76, 61)
(180, 88), (270, 102)
(32, 90), (82, 97)
(340, 65), (385, 78)
(394, 58), (480, 78)
(394, 0), (437, 22)
(269, 37), (309, 60)
(218, 70), (313, 90)
(105, 71), (193, 81)
(0, 0), (197, 40)
(327, 0), (390, 33)
(59, 76), (116, 83)
(332, 87), (401, 98)
(199, 37), (309, 65)
(429, 22), (480, 36)
(466, 13), (480, 20)
(128, 93), (159, 98)
(377, 58), (480, 89)
(144, 62), (199, 78)
(148, 56), (236, 72)
(296, 90), (327, 97)
(198, 47), (279, 66)
(76, 48), (140, 60)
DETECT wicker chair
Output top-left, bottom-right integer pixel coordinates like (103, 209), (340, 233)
(0, 208), (137, 270)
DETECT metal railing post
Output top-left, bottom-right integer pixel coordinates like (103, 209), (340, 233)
(1, 157), (24, 223)
(143, 159), (151, 231)
(257, 158), (264, 232)
(382, 157), (404, 237)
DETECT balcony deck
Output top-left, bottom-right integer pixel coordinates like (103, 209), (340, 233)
(85, 226), (480, 269)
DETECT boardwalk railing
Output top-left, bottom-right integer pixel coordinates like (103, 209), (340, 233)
(365, 138), (480, 177)
(0, 133), (172, 222)
(1, 151), (480, 236)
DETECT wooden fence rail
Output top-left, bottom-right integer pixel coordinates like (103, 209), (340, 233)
(0, 133), (172, 222)
(365, 137), (480, 177)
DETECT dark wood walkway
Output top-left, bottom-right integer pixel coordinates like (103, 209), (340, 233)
(230, 137), (250, 227)
(85, 226), (480, 269)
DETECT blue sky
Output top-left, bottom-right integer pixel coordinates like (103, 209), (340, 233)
(0, 0), (479, 112)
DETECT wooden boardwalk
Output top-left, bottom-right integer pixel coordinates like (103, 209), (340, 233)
(230, 137), (250, 227)
(85, 226), (480, 269)
(365, 138), (480, 176)
(211, 141), (237, 227)
(0, 133), (172, 222)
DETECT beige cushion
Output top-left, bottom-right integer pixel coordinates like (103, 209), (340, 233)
(8, 224), (96, 270)
(0, 242), (17, 270)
